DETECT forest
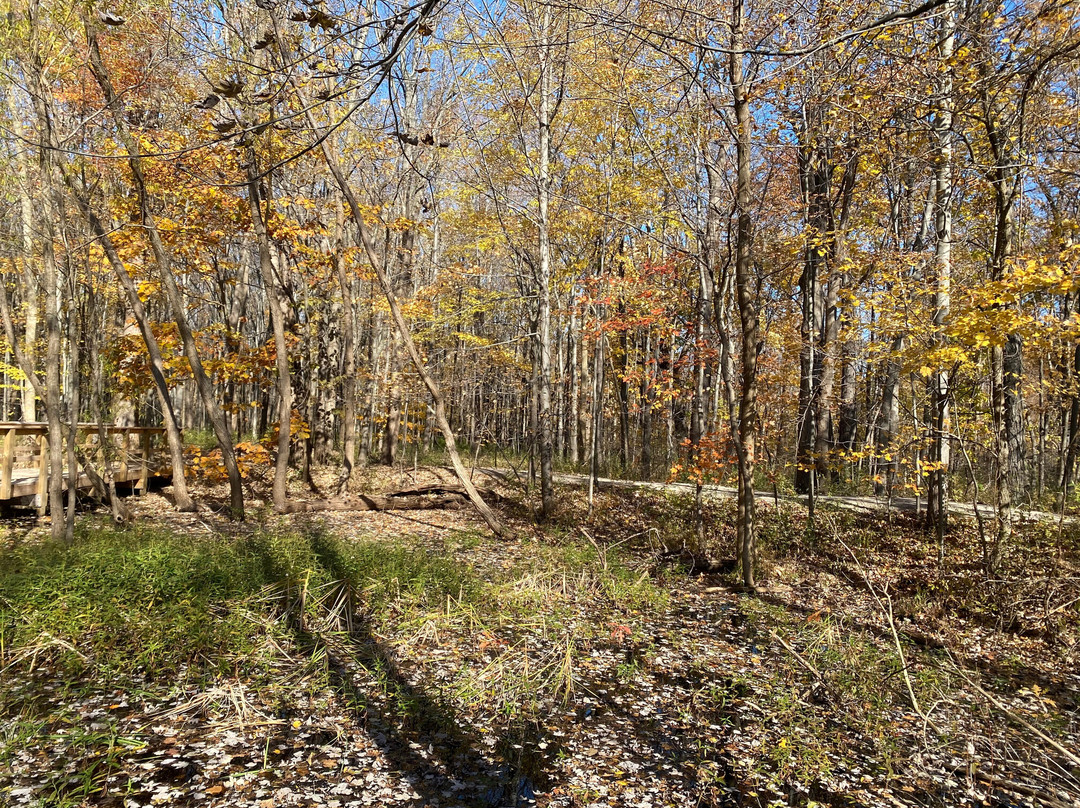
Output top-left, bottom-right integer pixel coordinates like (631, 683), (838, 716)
(1, 0), (1079, 806)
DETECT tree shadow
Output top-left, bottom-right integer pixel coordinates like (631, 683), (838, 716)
(274, 525), (550, 808)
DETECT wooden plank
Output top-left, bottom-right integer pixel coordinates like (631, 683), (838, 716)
(0, 427), (14, 499)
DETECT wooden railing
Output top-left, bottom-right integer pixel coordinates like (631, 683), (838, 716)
(0, 422), (169, 513)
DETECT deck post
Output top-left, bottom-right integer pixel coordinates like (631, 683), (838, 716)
(1, 427), (14, 499)
(138, 431), (150, 492)
(118, 429), (129, 483)
(96, 428), (106, 475)
(36, 433), (48, 516)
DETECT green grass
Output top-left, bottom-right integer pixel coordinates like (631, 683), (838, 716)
(0, 523), (267, 677)
(0, 519), (498, 805)
(0, 520), (482, 681)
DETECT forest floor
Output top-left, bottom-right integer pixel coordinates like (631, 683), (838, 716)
(1, 466), (1078, 808)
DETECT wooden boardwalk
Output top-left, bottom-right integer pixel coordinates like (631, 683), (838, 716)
(0, 422), (172, 513)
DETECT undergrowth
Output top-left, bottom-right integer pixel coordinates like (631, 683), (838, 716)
(3, 493), (1076, 808)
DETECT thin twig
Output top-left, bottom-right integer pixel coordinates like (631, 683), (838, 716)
(768, 629), (821, 681)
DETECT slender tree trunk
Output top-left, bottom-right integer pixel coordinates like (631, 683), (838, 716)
(815, 271), (839, 478)
(991, 343), (1012, 570)
(589, 324), (606, 509)
(7, 92), (38, 423)
(927, 0), (954, 539)
(42, 186), (64, 540)
(641, 331), (655, 479)
(535, 4), (556, 517)
(581, 328), (593, 468)
(1038, 358), (1046, 501)
(569, 309), (580, 465)
(666, 343), (676, 469)
(731, 0), (759, 590)
(336, 252), (358, 493)
(988, 175), (1017, 558)
(618, 329), (632, 471)
(794, 148), (820, 496)
(875, 335), (903, 496)
(21, 44), (67, 540)
(64, 274), (80, 543)
(245, 154), (291, 511)
(383, 331), (402, 466)
(1004, 334), (1025, 496)
(555, 317), (565, 459)
(359, 302), (379, 467)
(838, 346), (858, 456)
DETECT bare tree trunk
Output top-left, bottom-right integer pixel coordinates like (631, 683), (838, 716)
(875, 335), (903, 496)
(555, 316), (565, 459)
(815, 270), (839, 478)
(20, 43), (66, 540)
(641, 331), (655, 479)
(535, 3), (556, 517)
(1004, 334), (1026, 496)
(383, 332), (402, 466)
(581, 329), (593, 468)
(302, 281), (318, 483)
(42, 186), (65, 540)
(1038, 358), (1046, 500)
(618, 329), (632, 471)
(991, 343), (1012, 570)
(838, 345), (858, 456)
(794, 149), (820, 497)
(589, 324), (606, 509)
(7, 92), (38, 423)
(336, 250), (358, 494)
(64, 272), (81, 543)
(360, 306), (382, 468)
(569, 309), (580, 465)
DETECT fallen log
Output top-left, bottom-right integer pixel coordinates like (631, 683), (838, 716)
(280, 485), (504, 514)
(384, 483), (509, 503)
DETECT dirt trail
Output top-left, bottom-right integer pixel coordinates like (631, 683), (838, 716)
(473, 466), (1074, 524)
